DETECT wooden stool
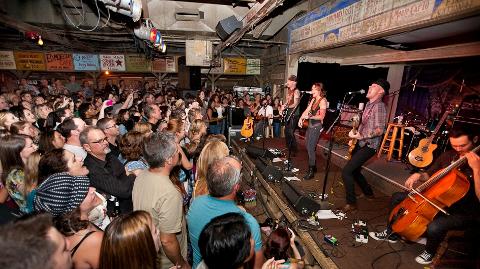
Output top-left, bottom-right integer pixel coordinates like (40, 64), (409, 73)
(377, 123), (405, 161)
(265, 125), (274, 138)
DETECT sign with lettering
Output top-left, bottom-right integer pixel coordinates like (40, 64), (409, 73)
(246, 59), (261, 75)
(45, 52), (74, 71)
(99, 54), (126, 71)
(0, 51), (16, 70)
(14, 51), (46, 71)
(126, 54), (151, 72)
(152, 56), (177, 73)
(73, 53), (99, 71)
(224, 57), (246, 75)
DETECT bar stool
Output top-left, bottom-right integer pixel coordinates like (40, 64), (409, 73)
(264, 125), (274, 138)
(377, 123), (405, 161)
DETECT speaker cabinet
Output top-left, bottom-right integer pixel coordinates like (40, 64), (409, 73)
(246, 145), (276, 160)
(216, 15), (242, 41)
(281, 181), (320, 215)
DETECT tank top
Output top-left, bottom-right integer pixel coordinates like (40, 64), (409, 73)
(309, 97), (325, 127)
(71, 230), (96, 257)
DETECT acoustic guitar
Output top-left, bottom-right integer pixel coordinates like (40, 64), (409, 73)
(346, 114), (361, 160)
(408, 109), (451, 168)
(240, 116), (254, 139)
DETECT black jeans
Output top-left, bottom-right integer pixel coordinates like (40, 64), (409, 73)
(285, 112), (298, 152)
(388, 192), (480, 255)
(341, 144), (375, 204)
(305, 124), (323, 166)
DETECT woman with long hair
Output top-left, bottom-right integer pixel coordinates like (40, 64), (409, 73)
(37, 130), (65, 154)
(99, 211), (160, 269)
(119, 131), (148, 177)
(55, 188), (104, 269)
(0, 134), (38, 213)
(298, 82), (328, 180)
(10, 121), (40, 143)
(192, 140), (229, 199)
(264, 227), (303, 269)
(206, 99), (221, 135)
(0, 111), (19, 131)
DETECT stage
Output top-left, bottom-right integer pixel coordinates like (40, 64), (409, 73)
(232, 133), (478, 269)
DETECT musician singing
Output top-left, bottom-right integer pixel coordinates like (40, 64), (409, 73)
(298, 83), (327, 180)
(253, 98), (273, 139)
(341, 79), (389, 212)
(370, 127), (480, 265)
(283, 75), (301, 154)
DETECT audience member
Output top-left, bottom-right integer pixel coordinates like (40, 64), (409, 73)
(58, 117), (87, 160)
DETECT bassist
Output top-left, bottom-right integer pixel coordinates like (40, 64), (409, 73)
(283, 75), (301, 154)
(370, 127), (480, 265)
(341, 79), (389, 212)
(298, 83), (327, 180)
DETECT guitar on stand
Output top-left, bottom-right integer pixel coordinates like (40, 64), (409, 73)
(346, 113), (361, 160)
(240, 116), (254, 141)
(408, 109), (452, 168)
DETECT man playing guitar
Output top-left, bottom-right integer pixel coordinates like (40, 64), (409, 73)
(253, 98), (273, 139)
(298, 82), (328, 180)
(370, 127), (480, 265)
(283, 75), (301, 154)
(341, 79), (389, 212)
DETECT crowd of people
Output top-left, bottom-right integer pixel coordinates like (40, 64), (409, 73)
(0, 76), (303, 269)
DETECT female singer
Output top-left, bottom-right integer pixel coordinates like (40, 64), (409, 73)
(298, 83), (327, 180)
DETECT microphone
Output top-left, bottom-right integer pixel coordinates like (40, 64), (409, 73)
(300, 91), (312, 94)
(347, 89), (365, 95)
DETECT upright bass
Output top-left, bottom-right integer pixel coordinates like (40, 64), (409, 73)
(389, 144), (480, 241)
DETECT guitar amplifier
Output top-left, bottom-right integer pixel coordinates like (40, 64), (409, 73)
(228, 126), (242, 147)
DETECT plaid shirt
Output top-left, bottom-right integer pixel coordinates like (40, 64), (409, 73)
(358, 99), (386, 150)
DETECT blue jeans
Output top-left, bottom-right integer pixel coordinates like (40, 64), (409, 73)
(273, 122), (281, 137)
(305, 124), (322, 166)
(208, 124), (221, 134)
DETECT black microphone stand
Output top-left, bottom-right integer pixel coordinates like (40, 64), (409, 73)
(319, 93), (355, 209)
(284, 92), (305, 171)
(261, 104), (268, 152)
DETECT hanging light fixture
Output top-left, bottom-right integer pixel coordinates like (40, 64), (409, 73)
(37, 35), (44, 46)
(99, 0), (142, 22)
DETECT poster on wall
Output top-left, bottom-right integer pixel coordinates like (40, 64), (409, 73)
(0, 51), (16, 70)
(14, 51), (46, 71)
(224, 57), (246, 75)
(45, 52), (74, 71)
(246, 59), (261, 75)
(99, 54), (126, 71)
(201, 58), (224, 74)
(73, 53), (99, 71)
(126, 54), (151, 72)
(152, 56), (177, 73)
(185, 40), (212, 67)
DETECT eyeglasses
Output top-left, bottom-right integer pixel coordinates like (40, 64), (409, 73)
(90, 137), (108, 144)
(105, 124), (118, 129)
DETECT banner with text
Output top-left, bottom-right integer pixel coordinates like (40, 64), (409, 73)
(0, 51), (16, 70)
(224, 57), (246, 75)
(14, 51), (46, 71)
(73, 53), (100, 71)
(126, 54), (152, 72)
(152, 56), (177, 73)
(100, 54), (126, 71)
(246, 59), (261, 75)
(45, 52), (74, 71)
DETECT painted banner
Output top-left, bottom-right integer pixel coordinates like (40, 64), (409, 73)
(126, 54), (151, 72)
(288, 0), (480, 54)
(246, 59), (261, 75)
(45, 52), (74, 71)
(73, 53), (99, 71)
(99, 54), (126, 71)
(224, 57), (246, 75)
(201, 58), (224, 74)
(14, 51), (46, 71)
(0, 51), (16, 70)
(152, 56), (177, 73)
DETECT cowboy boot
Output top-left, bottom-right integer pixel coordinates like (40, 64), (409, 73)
(303, 166), (315, 180)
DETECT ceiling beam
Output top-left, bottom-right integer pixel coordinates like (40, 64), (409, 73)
(340, 42), (480, 65)
(0, 13), (92, 52)
(214, 0), (285, 55)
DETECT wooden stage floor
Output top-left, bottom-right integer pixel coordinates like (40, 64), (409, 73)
(232, 135), (478, 269)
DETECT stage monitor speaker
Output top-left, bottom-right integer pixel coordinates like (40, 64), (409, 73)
(216, 15), (242, 41)
(246, 145), (276, 160)
(190, 66), (201, 91)
(254, 157), (283, 182)
(281, 180), (320, 215)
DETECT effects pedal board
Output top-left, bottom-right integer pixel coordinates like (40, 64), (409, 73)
(352, 220), (368, 243)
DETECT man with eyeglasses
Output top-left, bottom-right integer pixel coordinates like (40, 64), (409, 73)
(187, 156), (264, 269)
(80, 126), (135, 214)
(97, 118), (121, 158)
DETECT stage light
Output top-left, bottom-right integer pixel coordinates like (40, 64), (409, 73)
(154, 31), (163, 46)
(160, 41), (166, 53)
(149, 28), (157, 42)
(100, 0), (142, 22)
(37, 36), (43, 46)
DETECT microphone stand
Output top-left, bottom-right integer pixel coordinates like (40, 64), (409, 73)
(319, 93), (355, 209)
(261, 105), (268, 152)
(284, 92), (305, 171)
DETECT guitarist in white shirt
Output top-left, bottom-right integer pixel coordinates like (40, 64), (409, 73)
(283, 75), (301, 154)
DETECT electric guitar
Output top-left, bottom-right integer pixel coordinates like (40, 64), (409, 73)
(240, 116), (254, 139)
(408, 109), (451, 168)
(346, 114), (361, 160)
